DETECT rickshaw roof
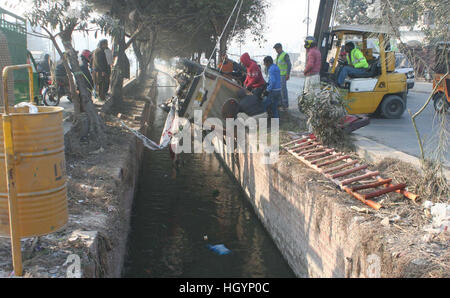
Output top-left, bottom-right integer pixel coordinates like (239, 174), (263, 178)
(331, 24), (393, 35)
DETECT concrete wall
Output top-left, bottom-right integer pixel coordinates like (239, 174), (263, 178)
(80, 80), (156, 278)
(211, 135), (389, 278)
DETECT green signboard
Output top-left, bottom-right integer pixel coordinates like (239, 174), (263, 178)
(0, 7), (39, 104)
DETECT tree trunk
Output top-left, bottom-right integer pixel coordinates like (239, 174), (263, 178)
(219, 33), (228, 54)
(45, 31), (81, 115)
(133, 28), (157, 86)
(103, 22), (144, 113)
(105, 27), (127, 112)
(60, 32), (105, 154)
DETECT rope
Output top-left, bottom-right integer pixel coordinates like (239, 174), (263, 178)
(195, 0), (242, 93)
(219, 0), (244, 73)
(120, 97), (181, 151)
(121, 120), (162, 150)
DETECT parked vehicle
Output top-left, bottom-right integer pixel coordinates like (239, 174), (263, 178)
(42, 75), (71, 106)
(394, 53), (415, 90)
(432, 42), (449, 113)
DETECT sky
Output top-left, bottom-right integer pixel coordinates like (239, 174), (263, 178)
(229, 0), (320, 59)
(0, 0), (320, 64)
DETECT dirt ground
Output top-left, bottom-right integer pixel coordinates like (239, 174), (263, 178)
(0, 81), (152, 278)
(278, 111), (450, 277)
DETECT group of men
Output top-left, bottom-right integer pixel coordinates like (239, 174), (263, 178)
(43, 39), (114, 101)
(219, 36), (322, 119)
(219, 35), (372, 119)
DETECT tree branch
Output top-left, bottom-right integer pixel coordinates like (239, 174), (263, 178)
(125, 22), (146, 49)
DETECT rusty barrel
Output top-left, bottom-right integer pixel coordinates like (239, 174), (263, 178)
(0, 106), (68, 237)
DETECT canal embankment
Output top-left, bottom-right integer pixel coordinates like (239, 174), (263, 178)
(122, 74), (294, 278)
(0, 77), (156, 277)
(211, 124), (449, 278)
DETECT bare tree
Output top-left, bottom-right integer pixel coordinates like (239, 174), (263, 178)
(26, 0), (106, 154)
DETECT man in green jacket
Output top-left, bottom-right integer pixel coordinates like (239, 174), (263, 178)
(337, 42), (369, 87)
(274, 43), (292, 110)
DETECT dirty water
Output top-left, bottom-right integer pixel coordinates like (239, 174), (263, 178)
(122, 73), (294, 278)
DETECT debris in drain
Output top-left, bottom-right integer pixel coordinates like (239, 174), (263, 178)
(423, 202), (450, 234)
(207, 244), (231, 255)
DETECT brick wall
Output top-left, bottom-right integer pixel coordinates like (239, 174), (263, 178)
(212, 136), (386, 278)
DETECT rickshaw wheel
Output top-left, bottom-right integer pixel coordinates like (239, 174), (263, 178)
(433, 92), (448, 113)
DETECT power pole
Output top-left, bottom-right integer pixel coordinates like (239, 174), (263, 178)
(314, 0), (335, 75)
(307, 0), (310, 36)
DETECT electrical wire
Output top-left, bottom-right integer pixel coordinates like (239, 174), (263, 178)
(195, 0), (242, 94)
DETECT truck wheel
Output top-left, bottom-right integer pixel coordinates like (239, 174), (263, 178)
(380, 95), (405, 119)
(433, 92), (448, 113)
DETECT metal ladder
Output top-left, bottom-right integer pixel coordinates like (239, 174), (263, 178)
(281, 134), (418, 210)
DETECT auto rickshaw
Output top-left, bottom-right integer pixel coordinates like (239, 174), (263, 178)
(432, 42), (449, 113)
(322, 25), (408, 119)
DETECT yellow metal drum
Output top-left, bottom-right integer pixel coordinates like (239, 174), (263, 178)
(0, 106), (68, 238)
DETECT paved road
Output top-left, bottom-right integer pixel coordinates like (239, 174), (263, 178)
(285, 76), (449, 166)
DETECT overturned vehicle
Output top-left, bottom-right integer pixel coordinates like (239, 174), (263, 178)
(160, 59), (267, 123)
(160, 59), (369, 133)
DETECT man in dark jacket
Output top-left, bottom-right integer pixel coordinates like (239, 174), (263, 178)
(37, 54), (52, 73)
(54, 54), (69, 96)
(92, 39), (110, 101)
(80, 50), (94, 94)
(221, 89), (266, 120)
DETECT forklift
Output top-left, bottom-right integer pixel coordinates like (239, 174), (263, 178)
(312, 1), (408, 119)
(323, 25), (407, 118)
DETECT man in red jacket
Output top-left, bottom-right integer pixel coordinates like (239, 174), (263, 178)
(240, 52), (266, 98)
(303, 36), (321, 93)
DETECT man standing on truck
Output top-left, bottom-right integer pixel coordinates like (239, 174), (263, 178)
(240, 52), (266, 98)
(303, 36), (322, 93)
(218, 51), (246, 85)
(337, 42), (369, 88)
(273, 43), (292, 110)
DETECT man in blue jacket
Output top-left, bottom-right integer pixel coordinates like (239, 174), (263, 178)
(262, 56), (281, 118)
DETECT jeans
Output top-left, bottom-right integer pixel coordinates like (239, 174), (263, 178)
(280, 75), (288, 108)
(337, 66), (368, 86)
(252, 87), (264, 99)
(263, 90), (281, 118)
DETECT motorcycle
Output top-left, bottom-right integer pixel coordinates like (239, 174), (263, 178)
(41, 72), (71, 106)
